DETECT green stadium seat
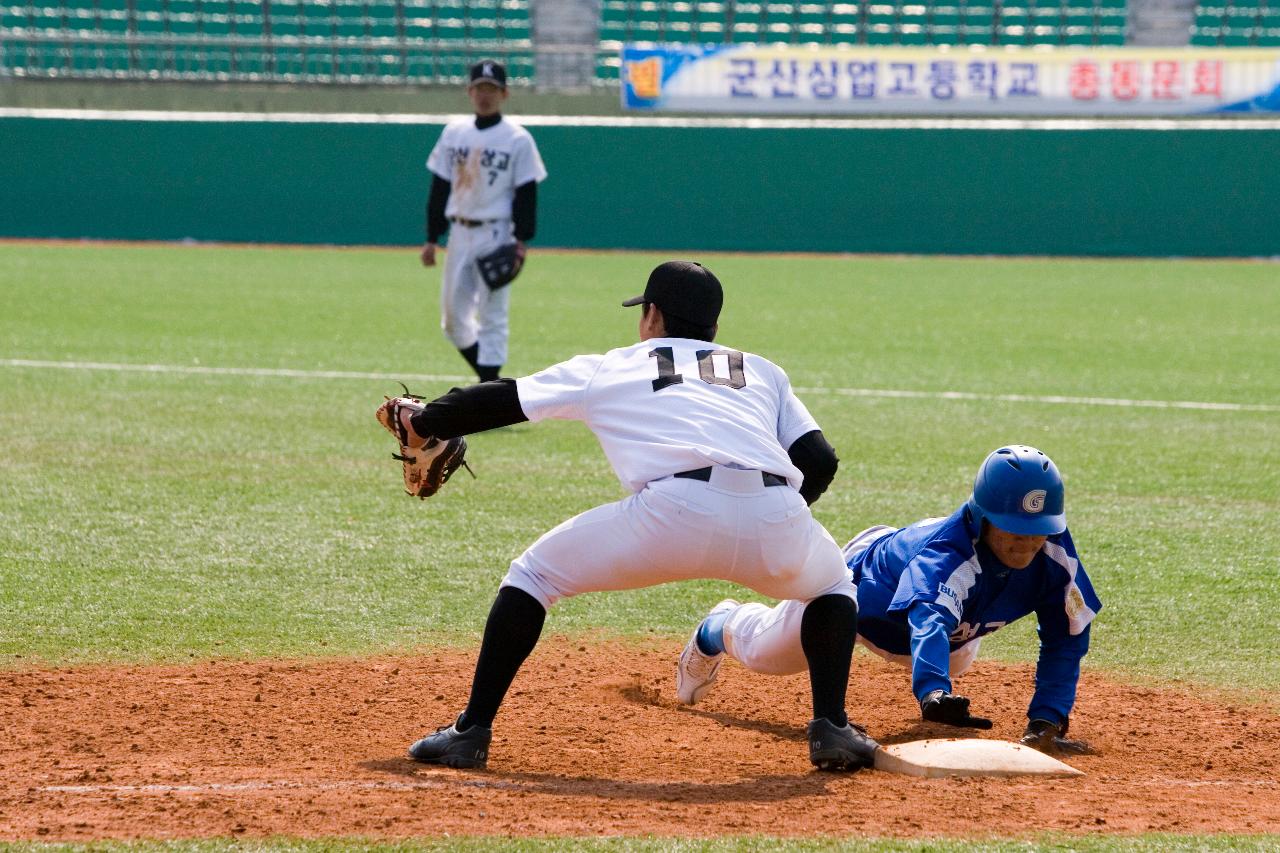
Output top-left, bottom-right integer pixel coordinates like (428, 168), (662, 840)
(1258, 28), (1280, 45)
(469, 18), (497, 40)
(435, 16), (465, 40)
(866, 21), (894, 41)
(1226, 11), (1257, 28)
(1000, 5), (1030, 27)
(830, 21), (858, 41)
(599, 1), (627, 25)
(866, 3), (895, 24)
(1060, 26), (1091, 43)
(1062, 8), (1093, 27)
(500, 19), (529, 39)
(729, 21), (760, 41)
(692, 0), (725, 25)
(694, 19), (724, 39)
(1194, 10), (1223, 27)
(634, 2), (663, 24)
(963, 6), (995, 25)
(900, 3), (929, 26)
(2, 7), (29, 29)
(664, 21), (696, 40)
(958, 23), (993, 41)
(931, 5), (960, 25)
(1095, 26), (1125, 43)
(595, 52), (619, 80)
(796, 3), (826, 25)
(139, 12), (172, 33)
(666, 5), (695, 30)
(1190, 27), (1220, 44)
(929, 23), (959, 42)
(898, 23), (927, 42)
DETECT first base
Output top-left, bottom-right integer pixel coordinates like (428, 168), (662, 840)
(873, 738), (1084, 778)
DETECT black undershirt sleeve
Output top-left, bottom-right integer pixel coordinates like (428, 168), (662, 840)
(512, 180), (537, 242)
(787, 429), (839, 505)
(426, 174), (451, 243)
(407, 378), (529, 439)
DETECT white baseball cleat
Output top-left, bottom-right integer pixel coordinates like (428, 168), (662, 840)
(675, 598), (738, 705)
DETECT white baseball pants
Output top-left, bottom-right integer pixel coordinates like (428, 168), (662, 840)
(501, 465), (855, 609)
(720, 593), (981, 676)
(440, 217), (514, 367)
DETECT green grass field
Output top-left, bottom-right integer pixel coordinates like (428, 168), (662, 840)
(1, 243), (1278, 850)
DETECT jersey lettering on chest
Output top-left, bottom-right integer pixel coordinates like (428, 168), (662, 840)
(648, 347), (747, 392)
(448, 144), (513, 187)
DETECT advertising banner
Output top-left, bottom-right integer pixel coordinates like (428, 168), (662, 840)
(621, 44), (1280, 114)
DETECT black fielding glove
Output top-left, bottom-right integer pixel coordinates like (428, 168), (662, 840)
(920, 690), (994, 729)
(1019, 718), (1095, 755)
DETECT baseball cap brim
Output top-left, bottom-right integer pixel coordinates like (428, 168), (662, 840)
(469, 76), (506, 89)
(985, 510), (1067, 536)
(620, 295), (646, 307)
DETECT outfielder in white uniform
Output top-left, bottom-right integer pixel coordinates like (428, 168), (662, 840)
(391, 261), (880, 772)
(421, 60), (547, 382)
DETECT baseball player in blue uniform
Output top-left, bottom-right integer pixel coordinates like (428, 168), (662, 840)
(677, 445), (1102, 754)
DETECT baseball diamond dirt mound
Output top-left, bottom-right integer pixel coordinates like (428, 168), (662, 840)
(2, 640), (1278, 841)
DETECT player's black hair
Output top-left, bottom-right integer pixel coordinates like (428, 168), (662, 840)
(653, 304), (716, 342)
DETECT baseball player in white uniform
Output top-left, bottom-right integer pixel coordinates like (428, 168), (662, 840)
(421, 60), (547, 382)
(386, 261), (880, 772)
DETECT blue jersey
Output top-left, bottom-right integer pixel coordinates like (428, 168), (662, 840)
(848, 505), (1102, 725)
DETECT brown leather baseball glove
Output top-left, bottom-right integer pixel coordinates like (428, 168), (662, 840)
(375, 391), (472, 499)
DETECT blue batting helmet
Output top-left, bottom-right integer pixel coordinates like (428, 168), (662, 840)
(967, 445), (1066, 536)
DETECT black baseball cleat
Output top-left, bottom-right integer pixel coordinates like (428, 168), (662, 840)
(408, 716), (492, 769)
(807, 717), (880, 772)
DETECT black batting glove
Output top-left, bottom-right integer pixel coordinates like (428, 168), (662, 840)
(1019, 718), (1095, 755)
(920, 690), (994, 729)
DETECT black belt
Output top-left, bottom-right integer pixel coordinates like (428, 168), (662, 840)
(673, 467), (789, 488)
(449, 216), (493, 228)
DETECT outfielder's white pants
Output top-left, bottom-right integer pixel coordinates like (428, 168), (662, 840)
(720, 595), (981, 676)
(500, 465), (855, 609)
(440, 218), (514, 367)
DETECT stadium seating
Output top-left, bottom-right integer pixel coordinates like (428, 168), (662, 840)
(591, 0), (1132, 51)
(10, 0), (1280, 86)
(0, 0), (533, 81)
(1190, 0), (1280, 46)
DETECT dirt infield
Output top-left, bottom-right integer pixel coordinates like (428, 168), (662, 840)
(2, 640), (1278, 841)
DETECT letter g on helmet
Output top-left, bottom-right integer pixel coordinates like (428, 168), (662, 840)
(967, 446), (1066, 536)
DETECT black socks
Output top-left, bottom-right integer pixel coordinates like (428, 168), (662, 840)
(800, 593), (857, 728)
(457, 343), (501, 383)
(457, 586), (546, 731)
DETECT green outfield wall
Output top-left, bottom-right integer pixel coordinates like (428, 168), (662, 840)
(4, 115), (1278, 256)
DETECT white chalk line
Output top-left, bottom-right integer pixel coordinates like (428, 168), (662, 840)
(3, 357), (1277, 414)
(36, 776), (1280, 796)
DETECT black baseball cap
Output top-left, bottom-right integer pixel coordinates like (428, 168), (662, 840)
(469, 60), (507, 89)
(621, 261), (723, 327)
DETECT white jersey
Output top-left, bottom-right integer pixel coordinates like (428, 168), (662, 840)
(426, 117), (547, 222)
(515, 337), (819, 493)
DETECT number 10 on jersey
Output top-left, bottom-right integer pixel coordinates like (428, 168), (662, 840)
(650, 347), (747, 392)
